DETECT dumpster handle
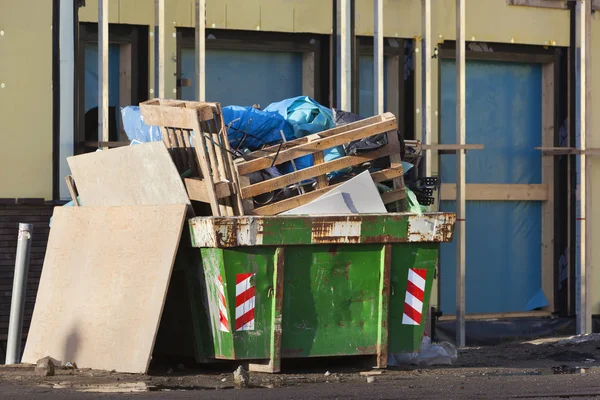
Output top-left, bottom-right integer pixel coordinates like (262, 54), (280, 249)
(391, 286), (394, 296)
(267, 288), (274, 297)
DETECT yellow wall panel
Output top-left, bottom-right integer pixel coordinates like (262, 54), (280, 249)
(225, 1), (261, 31)
(0, 0), (53, 199)
(428, 0), (569, 46)
(259, 0), (295, 33)
(293, 1), (332, 34)
(205, 1), (227, 29)
(170, 0), (194, 27)
(79, 0), (121, 23)
(118, 0), (155, 25)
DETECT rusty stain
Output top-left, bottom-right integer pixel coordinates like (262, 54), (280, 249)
(351, 290), (375, 303)
(282, 348), (304, 356)
(311, 219), (361, 244)
(332, 261), (351, 280)
(355, 345), (377, 354)
(337, 321), (346, 327)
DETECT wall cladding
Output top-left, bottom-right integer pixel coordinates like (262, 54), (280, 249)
(0, 203), (53, 363)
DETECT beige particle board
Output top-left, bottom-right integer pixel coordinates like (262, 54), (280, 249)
(22, 204), (188, 374)
(67, 142), (191, 208)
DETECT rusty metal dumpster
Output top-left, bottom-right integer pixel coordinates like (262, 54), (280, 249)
(188, 213), (455, 372)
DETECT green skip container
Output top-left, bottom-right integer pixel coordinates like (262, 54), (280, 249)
(188, 213), (455, 372)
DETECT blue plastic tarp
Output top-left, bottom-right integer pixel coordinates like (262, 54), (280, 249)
(121, 106), (163, 144)
(222, 105), (295, 151)
(264, 96), (347, 176)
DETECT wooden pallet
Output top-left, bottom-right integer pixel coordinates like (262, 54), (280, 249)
(235, 112), (407, 215)
(140, 99), (244, 216)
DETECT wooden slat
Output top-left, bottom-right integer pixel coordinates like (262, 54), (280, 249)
(191, 118), (221, 216)
(64, 176), (79, 206)
(384, 131), (406, 210)
(248, 166), (405, 216)
(381, 188), (407, 204)
(140, 100), (214, 129)
(184, 178), (232, 203)
(237, 115), (397, 174)
(215, 104), (245, 215)
(241, 142), (400, 199)
(440, 183), (549, 201)
(313, 151), (328, 189)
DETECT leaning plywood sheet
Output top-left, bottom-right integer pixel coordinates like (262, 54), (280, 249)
(67, 142), (190, 208)
(22, 204), (187, 374)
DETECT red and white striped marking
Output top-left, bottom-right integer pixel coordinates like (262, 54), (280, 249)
(235, 273), (256, 331)
(402, 268), (427, 326)
(216, 275), (229, 332)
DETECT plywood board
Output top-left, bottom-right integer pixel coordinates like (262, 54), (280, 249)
(22, 205), (187, 373)
(67, 142), (190, 208)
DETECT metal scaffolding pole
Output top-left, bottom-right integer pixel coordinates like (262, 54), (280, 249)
(575, 0), (591, 334)
(195, 0), (206, 101)
(455, 0), (466, 347)
(98, 0), (108, 147)
(5, 224), (33, 364)
(422, 0), (432, 176)
(336, 0), (351, 111)
(374, 0), (384, 114)
(155, 0), (165, 98)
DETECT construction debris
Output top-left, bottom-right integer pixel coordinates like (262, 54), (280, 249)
(34, 357), (55, 377)
(233, 366), (249, 389)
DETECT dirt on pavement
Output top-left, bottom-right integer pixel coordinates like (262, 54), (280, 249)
(3, 335), (600, 399)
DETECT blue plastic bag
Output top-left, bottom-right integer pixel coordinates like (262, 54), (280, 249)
(264, 96), (347, 176)
(120, 106), (162, 144)
(222, 105), (295, 150)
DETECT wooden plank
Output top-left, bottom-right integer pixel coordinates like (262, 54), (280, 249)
(214, 104), (245, 215)
(156, 0), (165, 98)
(208, 118), (234, 216)
(312, 151), (328, 189)
(241, 142), (400, 199)
(575, 0), (591, 334)
(422, 0), (432, 177)
(184, 178), (232, 203)
(237, 115), (397, 175)
(422, 144), (484, 151)
(248, 166), (405, 216)
(456, 0), (467, 348)
(376, 244), (391, 369)
(64, 176), (79, 206)
(384, 130), (406, 211)
(67, 142), (191, 208)
(541, 63), (555, 312)
(164, 127), (184, 172)
(440, 184), (549, 201)
(191, 118), (221, 216)
(98, 0), (109, 148)
(374, 0), (384, 115)
(139, 101), (214, 130)
(249, 247), (284, 373)
(240, 113), (393, 161)
(438, 310), (553, 321)
(22, 204), (187, 373)
(195, 0), (206, 101)
(536, 147), (600, 155)
(381, 188), (407, 204)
